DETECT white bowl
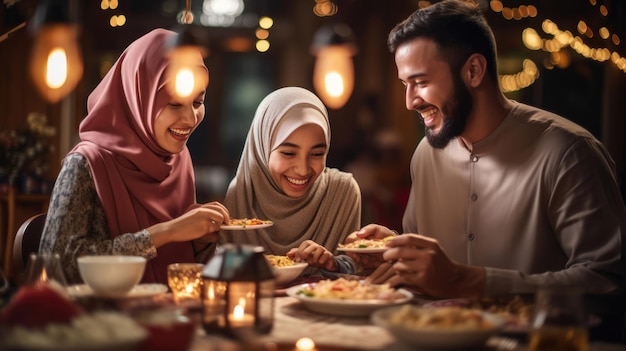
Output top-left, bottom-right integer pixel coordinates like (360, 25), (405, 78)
(371, 305), (504, 349)
(272, 262), (308, 287)
(77, 256), (146, 297)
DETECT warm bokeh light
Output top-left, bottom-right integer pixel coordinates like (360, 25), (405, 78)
(313, 1), (337, 17)
(295, 337), (316, 351)
(175, 69), (195, 98)
(29, 24), (83, 103)
(490, 0), (503, 12)
(258, 16), (273, 29)
(255, 28), (269, 40)
(46, 48), (68, 88)
(256, 39), (270, 52)
(599, 27), (609, 40)
(499, 59), (539, 92)
(522, 28), (542, 50)
(165, 46), (209, 103)
(313, 45), (354, 109)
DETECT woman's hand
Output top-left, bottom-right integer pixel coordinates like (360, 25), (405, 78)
(148, 201), (230, 247)
(287, 240), (337, 271)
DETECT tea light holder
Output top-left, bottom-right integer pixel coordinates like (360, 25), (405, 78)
(167, 263), (204, 305)
(201, 244), (275, 338)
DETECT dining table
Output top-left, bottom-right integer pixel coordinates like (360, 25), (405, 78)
(3, 275), (626, 351)
(182, 276), (626, 351)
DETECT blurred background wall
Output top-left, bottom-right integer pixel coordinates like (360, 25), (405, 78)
(1, 0), (625, 231)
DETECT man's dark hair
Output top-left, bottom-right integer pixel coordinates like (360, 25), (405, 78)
(387, 0), (499, 84)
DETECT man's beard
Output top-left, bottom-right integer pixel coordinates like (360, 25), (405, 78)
(423, 76), (473, 149)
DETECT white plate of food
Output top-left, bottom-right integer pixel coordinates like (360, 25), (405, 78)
(1, 311), (148, 351)
(336, 247), (388, 253)
(422, 296), (532, 333)
(221, 218), (274, 230)
(336, 238), (392, 253)
(265, 255), (309, 287)
(286, 278), (412, 317)
(371, 304), (504, 349)
(66, 283), (168, 299)
(423, 296), (600, 334)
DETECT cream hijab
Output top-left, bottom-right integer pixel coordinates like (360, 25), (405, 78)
(220, 87), (361, 255)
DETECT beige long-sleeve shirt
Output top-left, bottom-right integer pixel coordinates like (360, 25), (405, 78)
(403, 101), (626, 298)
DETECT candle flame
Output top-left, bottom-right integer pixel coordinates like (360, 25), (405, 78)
(296, 337), (316, 351)
(233, 304), (245, 320)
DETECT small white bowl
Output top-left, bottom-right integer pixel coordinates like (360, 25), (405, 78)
(371, 305), (504, 349)
(272, 262), (308, 287)
(77, 256), (146, 297)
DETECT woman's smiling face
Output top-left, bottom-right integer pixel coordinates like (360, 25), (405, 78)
(154, 90), (206, 154)
(268, 123), (327, 197)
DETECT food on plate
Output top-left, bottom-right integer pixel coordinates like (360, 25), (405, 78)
(465, 295), (533, 326)
(0, 282), (147, 349)
(296, 278), (405, 301)
(266, 254), (296, 267)
(227, 218), (273, 227)
(0, 282), (83, 329)
(387, 305), (498, 330)
(338, 236), (393, 249)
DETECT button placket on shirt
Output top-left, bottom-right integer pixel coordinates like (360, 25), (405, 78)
(467, 153), (479, 263)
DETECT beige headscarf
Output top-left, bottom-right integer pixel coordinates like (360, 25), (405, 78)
(219, 87), (361, 255)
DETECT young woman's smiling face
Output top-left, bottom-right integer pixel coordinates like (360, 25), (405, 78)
(154, 90), (206, 154)
(268, 123), (327, 197)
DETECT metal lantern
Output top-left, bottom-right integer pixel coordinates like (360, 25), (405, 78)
(201, 244), (275, 337)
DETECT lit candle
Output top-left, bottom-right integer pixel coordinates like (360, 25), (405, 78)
(295, 337), (317, 351)
(228, 301), (254, 327)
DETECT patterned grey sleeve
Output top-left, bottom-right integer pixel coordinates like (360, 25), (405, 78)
(39, 153), (156, 284)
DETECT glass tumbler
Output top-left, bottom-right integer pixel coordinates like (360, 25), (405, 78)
(167, 263), (204, 305)
(528, 286), (589, 351)
(24, 253), (68, 287)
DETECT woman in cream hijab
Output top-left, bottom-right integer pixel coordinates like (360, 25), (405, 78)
(220, 87), (361, 274)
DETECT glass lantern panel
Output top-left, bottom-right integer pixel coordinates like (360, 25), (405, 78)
(227, 281), (256, 327)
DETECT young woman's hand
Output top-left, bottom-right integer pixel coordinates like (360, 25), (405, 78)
(287, 240), (337, 271)
(148, 201), (229, 247)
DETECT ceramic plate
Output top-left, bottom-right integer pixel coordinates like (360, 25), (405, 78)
(273, 262), (309, 287)
(371, 305), (504, 349)
(286, 283), (412, 317)
(422, 298), (601, 333)
(221, 223), (273, 230)
(336, 247), (388, 253)
(66, 283), (168, 299)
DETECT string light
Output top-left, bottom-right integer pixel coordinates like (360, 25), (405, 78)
(490, 0), (625, 90)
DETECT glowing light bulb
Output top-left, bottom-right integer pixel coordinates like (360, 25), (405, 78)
(29, 24), (83, 103)
(46, 48), (68, 88)
(313, 45), (354, 109)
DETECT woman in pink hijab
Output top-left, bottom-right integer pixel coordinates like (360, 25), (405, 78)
(39, 29), (229, 285)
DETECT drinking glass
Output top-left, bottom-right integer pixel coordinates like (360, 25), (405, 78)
(528, 286), (589, 351)
(24, 253), (68, 287)
(167, 263), (204, 305)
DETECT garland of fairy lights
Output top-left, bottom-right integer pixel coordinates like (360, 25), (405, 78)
(490, 0), (625, 92)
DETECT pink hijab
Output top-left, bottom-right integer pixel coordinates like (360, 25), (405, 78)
(70, 29), (205, 284)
